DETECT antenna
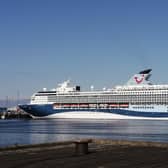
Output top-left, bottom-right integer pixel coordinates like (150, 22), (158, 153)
(17, 90), (20, 105)
(6, 96), (8, 108)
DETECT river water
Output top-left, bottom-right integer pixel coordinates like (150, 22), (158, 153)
(0, 119), (168, 147)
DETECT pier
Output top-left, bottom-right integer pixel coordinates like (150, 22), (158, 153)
(1, 139), (168, 168)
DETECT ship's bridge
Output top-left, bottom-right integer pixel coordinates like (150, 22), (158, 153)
(56, 80), (80, 93)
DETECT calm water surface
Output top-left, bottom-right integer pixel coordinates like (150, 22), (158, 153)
(0, 119), (168, 147)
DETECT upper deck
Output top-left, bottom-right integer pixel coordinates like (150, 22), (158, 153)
(30, 69), (168, 105)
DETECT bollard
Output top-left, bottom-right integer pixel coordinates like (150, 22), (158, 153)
(74, 139), (92, 155)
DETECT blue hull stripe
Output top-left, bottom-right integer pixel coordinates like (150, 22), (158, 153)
(19, 104), (168, 118)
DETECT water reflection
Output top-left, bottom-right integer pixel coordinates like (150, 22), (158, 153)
(0, 119), (168, 147)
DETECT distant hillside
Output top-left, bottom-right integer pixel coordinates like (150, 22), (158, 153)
(0, 99), (30, 108)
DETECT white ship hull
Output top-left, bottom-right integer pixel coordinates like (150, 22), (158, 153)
(32, 111), (168, 120)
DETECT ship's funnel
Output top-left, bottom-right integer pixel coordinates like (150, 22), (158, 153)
(126, 69), (152, 86)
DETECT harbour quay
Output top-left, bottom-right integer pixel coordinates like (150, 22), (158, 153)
(0, 106), (31, 119)
(1, 139), (168, 168)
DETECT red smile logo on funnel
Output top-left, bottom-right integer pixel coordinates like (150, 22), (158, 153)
(134, 74), (144, 84)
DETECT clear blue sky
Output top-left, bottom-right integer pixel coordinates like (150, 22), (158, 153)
(0, 0), (168, 99)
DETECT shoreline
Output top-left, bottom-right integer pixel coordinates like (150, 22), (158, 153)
(1, 139), (168, 167)
(1, 139), (168, 151)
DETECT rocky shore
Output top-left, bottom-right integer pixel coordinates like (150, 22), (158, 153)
(1, 139), (168, 168)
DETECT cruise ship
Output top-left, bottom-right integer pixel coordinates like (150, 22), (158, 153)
(19, 69), (168, 119)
